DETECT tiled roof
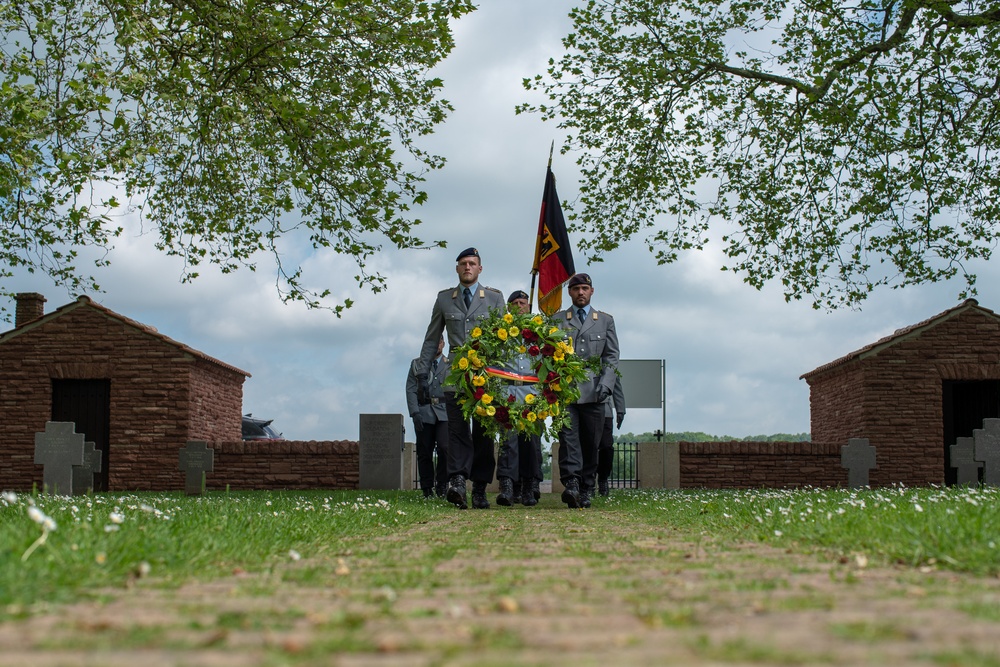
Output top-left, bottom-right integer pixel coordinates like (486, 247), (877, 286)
(0, 295), (251, 377)
(800, 299), (999, 381)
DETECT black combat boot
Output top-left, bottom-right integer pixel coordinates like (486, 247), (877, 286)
(580, 483), (593, 509)
(511, 479), (522, 505)
(598, 477), (610, 496)
(446, 474), (468, 509)
(496, 477), (514, 506)
(521, 478), (538, 507)
(471, 481), (490, 509)
(531, 478), (540, 501)
(561, 477), (581, 508)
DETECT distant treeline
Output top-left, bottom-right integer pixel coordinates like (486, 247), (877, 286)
(615, 431), (811, 443)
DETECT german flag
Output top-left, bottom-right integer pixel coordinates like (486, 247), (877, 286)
(531, 166), (575, 315)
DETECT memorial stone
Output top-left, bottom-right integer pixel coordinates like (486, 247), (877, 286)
(841, 437), (876, 488)
(973, 418), (1000, 486)
(950, 436), (983, 486)
(359, 414), (404, 490)
(71, 441), (103, 495)
(34, 422), (86, 495)
(179, 441), (214, 495)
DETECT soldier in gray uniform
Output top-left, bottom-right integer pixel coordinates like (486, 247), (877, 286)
(405, 335), (449, 498)
(495, 290), (541, 508)
(556, 273), (620, 508)
(597, 376), (626, 496)
(417, 247), (506, 509)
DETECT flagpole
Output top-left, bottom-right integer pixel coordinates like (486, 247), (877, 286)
(529, 141), (555, 313)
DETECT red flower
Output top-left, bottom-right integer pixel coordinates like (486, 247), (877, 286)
(528, 345), (540, 356)
(474, 387), (485, 400)
(496, 406), (510, 423)
(546, 371), (559, 382)
(521, 329), (538, 343)
(508, 394), (516, 403)
(541, 343), (556, 357)
(544, 390), (558, 404)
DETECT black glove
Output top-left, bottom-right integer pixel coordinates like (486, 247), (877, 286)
(596, 384), (611, 403)
(412, 418), (424, 433)
(416, 385), (430, 405)
(616, 412), (625, 429)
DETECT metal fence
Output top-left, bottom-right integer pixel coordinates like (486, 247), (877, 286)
(610, 440), (639, 489)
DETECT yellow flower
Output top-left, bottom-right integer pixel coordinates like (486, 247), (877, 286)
(467, 348), (478, 358)
(533, 316), (543, 325)
(497, 328), (508, 341)
(526, 412), (537, 422)
(518, 345), (527, 354)
(471, 327), (482, 338)
(481, 393), (493, 405)
(553, 350), (565, 361)
(472, 374), (486, 387)
(503, 312), (514, 324)
(475, 406), (487, 416)
(486, 405), (496, 416)
(524, 393), (536, 404)
(458, 357), (469, 370)
(551, 383), (561, 392)
(509, 326), (519, 337)
(537, 410), (549, 420)
(549, 326), (559, 335)
(471, 356), (484, 369)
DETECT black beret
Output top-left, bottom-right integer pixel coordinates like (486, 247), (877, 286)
(567, 273), (592, 288)
(507, 290), (529, 303)
(455, 247), (480, 261)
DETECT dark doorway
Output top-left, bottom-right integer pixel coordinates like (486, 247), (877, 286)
(942, 380), (1000, 485)
(52, 379), (111, 492)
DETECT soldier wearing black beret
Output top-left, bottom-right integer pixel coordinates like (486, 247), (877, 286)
(417, 247), (505, 509)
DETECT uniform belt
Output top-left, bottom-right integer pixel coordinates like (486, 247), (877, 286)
(428, 397), (442, 405)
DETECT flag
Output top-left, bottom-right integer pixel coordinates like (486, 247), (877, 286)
(532, 167), (575, 315)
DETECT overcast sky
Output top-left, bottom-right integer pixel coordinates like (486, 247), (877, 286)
(7, 2), (1000, 441)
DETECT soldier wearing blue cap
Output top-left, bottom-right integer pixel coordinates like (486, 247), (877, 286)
(556, 272), (620, 508)
(494, 290), (542, 508)
(417, 247), (505, 509)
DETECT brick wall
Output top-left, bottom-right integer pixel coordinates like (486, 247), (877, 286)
(111, 440), (360, 491)
(677, 441), (845, 489)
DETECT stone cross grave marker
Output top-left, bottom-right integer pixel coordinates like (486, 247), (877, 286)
(950, 436), (983, 486)
(179, 441), (214, 495)
(841, 437), (877, 488)
(359, 414), (404, 490)
(973, 418), (1000, 486)
(71, 441), (103, 496)
(34, 421), (86, 495)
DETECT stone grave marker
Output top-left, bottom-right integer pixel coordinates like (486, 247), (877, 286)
(34, 421), (86, 495)
(179, 441), (214, 495)
(359, 414), (404, 490)
(973, 418), (1000, 486)
(71, 441), (103, 496)
(950, 436), (983, 486)
(841, 437), (876, 488)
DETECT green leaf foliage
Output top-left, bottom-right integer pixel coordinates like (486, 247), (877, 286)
(0, 0), (474, 313)
(521, 0), (1000, 309)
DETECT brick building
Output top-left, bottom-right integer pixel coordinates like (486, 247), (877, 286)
(801, 299), (1000, 487)
(0, 293), (249, 491)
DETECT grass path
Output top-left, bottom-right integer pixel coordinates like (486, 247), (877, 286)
(3, 494), (1000, 666)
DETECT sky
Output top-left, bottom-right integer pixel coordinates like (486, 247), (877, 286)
(6, 2), (1000, 442)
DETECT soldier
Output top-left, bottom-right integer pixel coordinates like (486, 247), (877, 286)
(556, 273), (620, 508)
(495, 290), (542, 508)
(405, 336), (449, 498)
(597, 376), (626, 496)
(417, 248), (505, 509)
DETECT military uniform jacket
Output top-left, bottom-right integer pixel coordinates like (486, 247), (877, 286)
(406, 355), (449, 423)
(417, 282), (505, 385)
(558, 306), (620, 404)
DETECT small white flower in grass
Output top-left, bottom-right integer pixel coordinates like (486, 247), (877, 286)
(104, 524), (120, 533)
(2, 490), (16, 505)
(913, 504), (923, 513)
(109, 512), (124, 524)
(774, 530), (783, 537)
(289, 549), (301, 561)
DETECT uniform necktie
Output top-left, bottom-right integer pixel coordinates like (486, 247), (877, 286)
(431, 358), (438, 373)
(464, 287), (472, 308)
(577, 307), (586, 324)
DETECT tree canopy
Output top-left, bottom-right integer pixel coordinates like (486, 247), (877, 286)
(0, 0), (473, 314)
(521, 0), (1000, 309)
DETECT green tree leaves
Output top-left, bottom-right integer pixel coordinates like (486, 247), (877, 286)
(0, 0), (474, 314)
(521, 0), (1000, 309)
